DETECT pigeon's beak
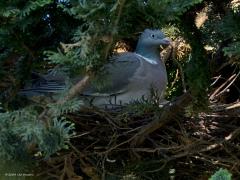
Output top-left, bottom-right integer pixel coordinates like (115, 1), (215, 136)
(161, 37), (171, 45)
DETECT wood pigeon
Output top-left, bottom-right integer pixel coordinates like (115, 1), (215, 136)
(20, 29), (171, 107)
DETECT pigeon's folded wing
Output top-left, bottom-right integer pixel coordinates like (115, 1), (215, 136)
(83, 52), (141, 96)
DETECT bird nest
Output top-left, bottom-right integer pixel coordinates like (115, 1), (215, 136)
(37, 92), (240, 180)
(35, 38), (240, 180)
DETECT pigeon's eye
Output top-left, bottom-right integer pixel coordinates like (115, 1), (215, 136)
(151, 34), (155, 38)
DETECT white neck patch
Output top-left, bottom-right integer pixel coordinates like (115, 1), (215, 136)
(134, 53), (158, 65)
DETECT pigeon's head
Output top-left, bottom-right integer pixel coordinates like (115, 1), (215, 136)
(135, 29), (171, 61)
(138, 29), (171, 47)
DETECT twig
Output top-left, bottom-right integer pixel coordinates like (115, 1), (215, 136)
(60, 41), (82, 53)
(209, 73), (237, 101)
(61, 75), (91, 103)
(170, 68), (180, 89)
(215, 71), (240, 98)
(38, 75), (91, 122)
(225, 102), (240, 110)
(94, 109), (121, 129)
(131, 92), (192, 146)
(193, 154), (231, 167)
(210, 75), (222, 86)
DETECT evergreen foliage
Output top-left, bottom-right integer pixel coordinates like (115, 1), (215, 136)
(202, 2), (240, 65)
(47, 98), (84, 116)
(0, 107), (75, 160)
(209, 168), (232, 180)
(0, 0), (239, 178)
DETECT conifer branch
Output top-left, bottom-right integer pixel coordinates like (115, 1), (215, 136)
(38, 75), (91, 123)
(104, 0), (126, 59)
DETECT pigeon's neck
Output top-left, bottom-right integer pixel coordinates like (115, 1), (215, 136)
(135, 44), (160, 64)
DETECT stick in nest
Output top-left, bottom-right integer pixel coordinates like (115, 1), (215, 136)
(131, 92), (192, 146)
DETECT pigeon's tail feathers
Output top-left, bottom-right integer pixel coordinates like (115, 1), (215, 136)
(19, 80), (66, 97)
